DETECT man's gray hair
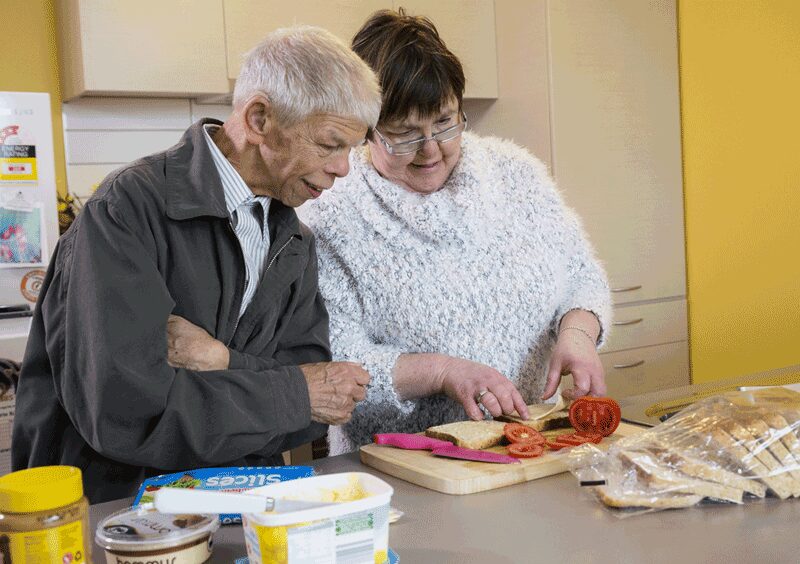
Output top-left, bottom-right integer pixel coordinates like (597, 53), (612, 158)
(233, 26), (381, 128)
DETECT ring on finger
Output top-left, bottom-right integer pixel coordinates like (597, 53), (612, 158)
(475, 389), (490, 403)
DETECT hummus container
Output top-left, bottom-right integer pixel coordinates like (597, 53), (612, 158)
(95, 504), (219, 564)
(241, 472), (393, 564)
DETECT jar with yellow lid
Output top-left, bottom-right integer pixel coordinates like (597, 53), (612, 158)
(0, 465), (91, 563)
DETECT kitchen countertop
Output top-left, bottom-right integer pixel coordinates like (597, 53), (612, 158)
(90, 450), (800, 563)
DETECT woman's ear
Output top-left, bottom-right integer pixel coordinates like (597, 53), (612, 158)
(242, 94), (273, 145)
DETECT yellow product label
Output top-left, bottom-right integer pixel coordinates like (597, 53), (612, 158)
(0, 157), (37, 181)
(2, 520), (86, 564)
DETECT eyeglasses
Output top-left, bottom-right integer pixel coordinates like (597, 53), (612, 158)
(372, 112), (468, 156)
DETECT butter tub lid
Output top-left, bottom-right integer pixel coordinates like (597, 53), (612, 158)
(95, 504), (219, 552)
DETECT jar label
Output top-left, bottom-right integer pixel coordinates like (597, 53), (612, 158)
(103, 536), (213, 564)
(1, 520), (86, 563)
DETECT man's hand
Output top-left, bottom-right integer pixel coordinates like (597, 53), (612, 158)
(300, 362), (370, 425)
(438, 357), (529, 421)
(166, 314), (230, 371)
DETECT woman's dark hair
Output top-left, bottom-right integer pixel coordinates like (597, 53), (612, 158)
(352, 8), (465, 126)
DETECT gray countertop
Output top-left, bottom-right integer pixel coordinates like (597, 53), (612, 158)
(90, 451), (800, 564)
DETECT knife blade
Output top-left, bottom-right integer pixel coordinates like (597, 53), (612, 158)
(431, 445), (519, 464)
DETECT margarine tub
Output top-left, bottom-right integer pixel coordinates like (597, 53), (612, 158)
(95, 504), (219, 564)
(242, 472), (393, 564)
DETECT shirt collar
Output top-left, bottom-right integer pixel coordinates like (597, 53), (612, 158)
(202, 124), (270, 217)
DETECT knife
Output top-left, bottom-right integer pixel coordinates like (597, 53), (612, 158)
(373, 433), (519, 464)
(373, 433), (453, 450)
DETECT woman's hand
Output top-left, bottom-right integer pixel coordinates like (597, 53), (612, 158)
(542, 327), (605, 401)
(438, 357), (530, 421)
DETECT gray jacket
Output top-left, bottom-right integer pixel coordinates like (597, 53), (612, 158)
(12, 119), (328, 503)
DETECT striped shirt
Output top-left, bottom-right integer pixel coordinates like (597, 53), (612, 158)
(203, 124), (271, 318)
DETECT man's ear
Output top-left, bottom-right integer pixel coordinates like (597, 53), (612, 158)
(242, 94), (273, 145)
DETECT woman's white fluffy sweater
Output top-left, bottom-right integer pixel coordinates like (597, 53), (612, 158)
(301, 132), (611, 455)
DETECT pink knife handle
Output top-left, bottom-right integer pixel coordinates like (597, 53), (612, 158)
(373, 433), (452, 450)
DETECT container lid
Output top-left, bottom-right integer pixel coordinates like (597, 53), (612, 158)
(0, 465), (83, 513)
(95, 504), (219, 552)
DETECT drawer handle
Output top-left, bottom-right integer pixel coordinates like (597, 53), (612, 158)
(612, 360), (645, 369)
(611, 285), (642, 293)
(613, 318), (644, 326)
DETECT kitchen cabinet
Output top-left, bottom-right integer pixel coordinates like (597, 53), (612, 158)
(536, 0), (688, 395)
(223, 0), (498, 99)
(223, 0), (390, 81)
(396, 0), (498, 98)
(56, 0), (230, 101)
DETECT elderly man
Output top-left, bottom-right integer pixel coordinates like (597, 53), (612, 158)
(12, 27), (380, 503)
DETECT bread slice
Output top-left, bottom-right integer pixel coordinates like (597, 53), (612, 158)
(425, 420), (507, 450)
(764, 413), (800, 471)
(496, 409), (572, 432)
(594, 486), (703, 509)
(727, 419), (800, 497)
(657, 449), (767, 498)
(712, 426), (792, 499)
(744, 417), (800, 491)
(618, 450), (744, 504)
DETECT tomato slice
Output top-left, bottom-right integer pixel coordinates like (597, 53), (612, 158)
(507, 442), (544, 458)
(503, 423), (545, 445)
(568, 397), (621, 437)
(575, 431), (604, 443)
(555, 433), (601, 446)
(545, 440), (574, 451)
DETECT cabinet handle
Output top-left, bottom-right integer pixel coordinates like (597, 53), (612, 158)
(612, 360), (645, 369)
(613, 318), (644, 326)
(611, 285), (642, 293)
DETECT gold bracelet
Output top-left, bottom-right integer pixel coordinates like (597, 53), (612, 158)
(559, 326), (597, 345)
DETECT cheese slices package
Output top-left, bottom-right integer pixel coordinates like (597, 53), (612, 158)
(134, 466), (315, 525)
(567, 387), (800, 516)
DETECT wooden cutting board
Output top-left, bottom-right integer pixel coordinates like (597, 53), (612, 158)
(359, 422), (643, 495)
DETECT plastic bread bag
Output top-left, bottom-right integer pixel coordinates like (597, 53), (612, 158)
(567, 387), (800, 517)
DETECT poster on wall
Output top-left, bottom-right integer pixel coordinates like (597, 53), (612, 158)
(0, 113), (39, 184)
(0, 191), (46, 267)
(0, 93), (58, 280)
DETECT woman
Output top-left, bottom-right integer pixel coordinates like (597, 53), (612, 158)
(302, 10), (611, 455)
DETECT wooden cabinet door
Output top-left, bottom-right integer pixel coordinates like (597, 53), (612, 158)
(58, 0), (229, 101)
(548, 0), (686, 304)
(223, 0), (391, 80)
(393, 0), (498, 99)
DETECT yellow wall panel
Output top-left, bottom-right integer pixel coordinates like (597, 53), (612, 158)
(679, 0), (800, 383)
(0, 0), (67, 197)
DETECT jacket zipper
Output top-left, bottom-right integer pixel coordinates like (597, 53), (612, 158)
(227, 221), (246, 346)
(227, 230), (297, 346)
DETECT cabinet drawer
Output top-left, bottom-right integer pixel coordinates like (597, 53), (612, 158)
(602, 341), (689, 398)
(561, 341), (689, 398)
(602, 299), (687, 353)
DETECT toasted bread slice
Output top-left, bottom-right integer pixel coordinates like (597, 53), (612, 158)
(425, 420), (507, 450)
(496, 409), (572, 432)
(712, 425), (792, 499)
(594, 486), (703, 509)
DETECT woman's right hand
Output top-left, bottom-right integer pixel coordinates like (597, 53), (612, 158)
(438, 357), (530, 421)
